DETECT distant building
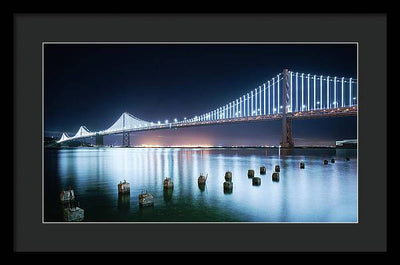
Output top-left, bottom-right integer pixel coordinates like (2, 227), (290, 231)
(336, 139), (357, 148)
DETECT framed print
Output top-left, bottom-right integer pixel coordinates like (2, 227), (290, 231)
(13, 13), (387, 252)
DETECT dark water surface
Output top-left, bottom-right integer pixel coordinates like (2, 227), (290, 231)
(44, 147), (357, 222)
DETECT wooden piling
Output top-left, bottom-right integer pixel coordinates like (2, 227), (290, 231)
(252, 177), (261, 186)
(225, 171), (232, 182)
(118, 180), (130, 194)
(223, 181), (233, 193)
(272, 172), (280, 182)
(248, 169), (255, 178)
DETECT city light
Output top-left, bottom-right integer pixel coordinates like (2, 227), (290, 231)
(174, 118), (177, 123)
(165, 120), (168, 124)
(158, 121), (161, 125)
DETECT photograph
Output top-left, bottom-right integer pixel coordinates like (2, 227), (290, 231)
(43, 43), (358, 223)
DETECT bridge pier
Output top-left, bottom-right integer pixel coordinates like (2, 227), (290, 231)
(280, 68), (294, 148)
(122, 132), (130, 147)
(281, 117), (294, 148)
(95, 133), (104, 146)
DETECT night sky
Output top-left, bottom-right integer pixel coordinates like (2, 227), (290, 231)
(44, 44), (357, 147)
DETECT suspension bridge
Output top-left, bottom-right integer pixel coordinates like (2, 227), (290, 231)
(56, 69), (358, 147)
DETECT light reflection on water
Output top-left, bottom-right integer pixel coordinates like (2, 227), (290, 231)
(45, 147), (357, 222)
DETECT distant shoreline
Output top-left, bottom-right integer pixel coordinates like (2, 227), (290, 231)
(45, 145), (356, 150)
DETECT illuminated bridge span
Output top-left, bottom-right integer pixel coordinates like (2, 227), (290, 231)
(57, 69), (358, 147)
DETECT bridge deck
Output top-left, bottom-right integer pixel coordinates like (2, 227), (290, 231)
(59, 106), (357, 142)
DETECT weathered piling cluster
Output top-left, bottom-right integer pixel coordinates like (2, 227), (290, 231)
(117, 179), (155, 207)
(198, 173), (208, 185)
(248, 166), (268, 186)
(118, 180), (130, 194)
(60, 186), (75, 202)
(163, 177), (174, 190)
(117, 180), (131, 209)
(162, 177), (174, 202)
(322, 156), (351, 165)
(272, 165), (280, 182)
(60, 186), (84, 222)
(224, 171), (233, 193)
(247, 165), (280, 185)
(198, 173), (208, 192)
(63, 202), (84, 222)
(323, 158), (339, 165)
(139, 190), (154, 207)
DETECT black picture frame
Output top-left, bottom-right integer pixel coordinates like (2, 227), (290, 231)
(13, 13), (387, 252)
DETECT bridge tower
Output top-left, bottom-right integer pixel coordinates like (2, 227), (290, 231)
(122, 112), (130, 147)
(95, 133), (104, 146)
(280, 68), (294, 148)
(122, 132), (130, 147)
